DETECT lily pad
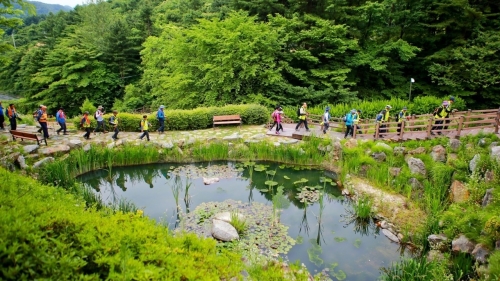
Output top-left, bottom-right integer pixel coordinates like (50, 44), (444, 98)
(254, 165), (267, 172)
(284, 175), (290, 180)
(296, 236), (304, 244)
(293, 178), (309, 185)
(320, 176), (333, 183)
(265, 180), (278, 187)
(279, 165), (286, 169)
(266, 170), (276, 176)
(354, 239), (362, 248)
(333, 270), (347, 280)
(334, 237), (347, 242)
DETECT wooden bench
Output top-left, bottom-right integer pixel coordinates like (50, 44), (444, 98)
(10, 130), (47, 145)
(213, 115), (242, 129)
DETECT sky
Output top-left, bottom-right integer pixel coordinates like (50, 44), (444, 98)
(35, 0), (84, 7)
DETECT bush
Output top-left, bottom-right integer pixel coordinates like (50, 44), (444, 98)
(282, 96), (467, 121)
(71, 104), (268, 132)
(0, 167), (244, 280)
(79, 98), (97, 116)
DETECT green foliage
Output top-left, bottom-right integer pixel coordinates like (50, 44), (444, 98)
(0, 167), (245, 280)
(352, 196), (373, 220)
(380, 258), (451, 281)
(79, 97), (97, 115)
(488, 251), (500, 281)
(230, 212), (248, 236)
(71, 104), (268, 132)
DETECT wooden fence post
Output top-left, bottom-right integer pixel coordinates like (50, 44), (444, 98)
(399, 121), (405, 141)
(456, 116), (464, 138)
(464, 109), (472, 128)
(495, 108), (500, 134)
(374, 122), (380, 139)
(353, 124), (357, 139)
(426, 118), (433, 139)
(410, 114), (416, 131)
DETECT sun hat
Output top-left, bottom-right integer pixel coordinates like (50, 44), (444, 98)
(325, 106), (330, 111)
(403, 106), (407, 110)
(386, 105), (392, 109)
(160, 105), (165, 109)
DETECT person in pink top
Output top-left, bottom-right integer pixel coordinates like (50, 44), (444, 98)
(275, 107), (284, 134)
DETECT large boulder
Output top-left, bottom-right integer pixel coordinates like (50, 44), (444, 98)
(469, 154), (481, 172)
(393, 146), (406, 156)
(67, 139), (83, 149)
(452, 235), (475, 254)
(491, 146), (500, 162)
(371, 152), (387, 162)
(450, 180), (469, 203)
(375, 142), (393, 152)
(38, 145), (71, 156)
(33, 157), (55, 169)
(382, 229), (399, 243)
(22, 145), (39, 154)
(471, 244), (490, 264)
(428, 234), (448, 252)
(431, 145), (446, 162)
(449, 139), (461, 151)
(482, 188), (494, 208)
(213, 212), (245, 224)
(408, 147), (426, 155)
(407, 157), (427, 176)
(211, 219), (239, 242)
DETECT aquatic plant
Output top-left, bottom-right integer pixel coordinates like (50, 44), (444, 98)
(230, 211), (248, 235)
(380, 258), (451, 281)
(352, 195), (373, 220)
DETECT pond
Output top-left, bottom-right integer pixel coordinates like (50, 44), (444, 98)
(79, 162), (407, 280)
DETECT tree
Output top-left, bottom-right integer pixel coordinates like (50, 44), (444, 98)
(0, 0), (34, 64)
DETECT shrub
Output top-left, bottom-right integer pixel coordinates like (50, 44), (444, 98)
(79, 98), (97, 116)
(0, 167), (245, 280)
(71, 104), (268, 132)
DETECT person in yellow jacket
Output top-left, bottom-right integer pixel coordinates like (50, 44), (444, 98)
(139, 115), (150, 141)
(431, 96), (457, 135)
(109, 110), (120, 140)
(295, 102), (310, 132)
(80, 111), (92, 140)
(354, 109), (362, 135)
(396, 107), (408, 135)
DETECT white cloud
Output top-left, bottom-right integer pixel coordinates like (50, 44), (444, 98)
(34, 0), (85, 7)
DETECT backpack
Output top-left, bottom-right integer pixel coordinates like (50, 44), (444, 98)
(271, 111), (277, 120)
(376, 111), (384, 122)
(94, 111), (99, 120)
(342, 115), (347, 122)
(297, 106), (301, 117)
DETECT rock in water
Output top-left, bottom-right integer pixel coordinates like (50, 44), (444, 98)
(472, 244), (490, 264)
(469, 154), (480, 172)
(452, 235), (475, 254)
(212, 219), (239, 242)
(431, 145), (446, 162)
(382, 229), (399, 243)
(407, 157), (427, 176)
(203, 177), (220, 185)
(214, 212), (245, 224)
(450, 180), (469, 203)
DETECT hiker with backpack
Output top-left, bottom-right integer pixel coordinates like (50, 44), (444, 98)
(431, 97), (457, 135)
(109, 110), (120, 140)
(274, 107), (284, 134)
(157, 105), (166, 134)
(34, 105), (43, 134)
(55, 107), (68, 135)
(375, 105), (392, 138)
(295, 102), (310, 132)
(80, 111), (92, 140)
(269, 106), (280, 131)
(36, 105), (49, 139)
(322, 106), (331, 134)
(6, 103), (18, 130)
(344, 109), (356, 138)
(396, 107), (408, 135)
(93, 106), (107, 135)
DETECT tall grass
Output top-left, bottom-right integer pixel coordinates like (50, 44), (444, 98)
(380, 258), (448, 281)
(352, 195), (373, 220)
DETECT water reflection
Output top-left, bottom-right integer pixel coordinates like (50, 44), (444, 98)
(79, 162), (406, 281)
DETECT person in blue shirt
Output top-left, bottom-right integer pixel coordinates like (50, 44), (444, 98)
(344, 109), (357, 138)
(157, 105), (166, 134)
(56, 107), (68, 135)
(0, 101), (4, 130)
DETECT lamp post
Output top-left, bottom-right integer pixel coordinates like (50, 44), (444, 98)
(409, 78), (415, 101)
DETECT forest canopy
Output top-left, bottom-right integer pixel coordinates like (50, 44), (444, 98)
(1, 0), (499, 115)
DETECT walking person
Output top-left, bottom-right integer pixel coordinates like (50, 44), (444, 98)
(354, 109), (362, 135)
(322, 106), (331, 134)
(34, 105), (43, 133)
(37, 105), (49, 139)
(396, 107), (408, 136)
(295, 102), (310, 132)
(139, 115), (151, 141)
(93, 106), (107, 134)
(80, 111), (92, 140)
(56, 107), (68, 135)
(431, 98), (457, 135)
(443, 96), (456, 130)
(6, 104), (17, 130)
(0, 101), (4, 130)
(109, 110), (119, 140)
(344, 109), (356, 138)
(156, 105), (166, 133)
(269, 106), (280, 131)
(275, 107), (284, 134)
(376, 105), (392, 138)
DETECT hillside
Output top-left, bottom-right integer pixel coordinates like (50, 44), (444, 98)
(14, 1), (72, 15)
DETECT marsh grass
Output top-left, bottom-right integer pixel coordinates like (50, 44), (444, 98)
(352, 195), (373, 220)
(380, 258), (448, 281)
(230, 211), (248, 236)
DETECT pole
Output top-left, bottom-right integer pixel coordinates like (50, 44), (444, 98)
(409, 81), (412, 101)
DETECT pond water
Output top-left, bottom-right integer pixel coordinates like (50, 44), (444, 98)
(79, 162), (407, 280)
